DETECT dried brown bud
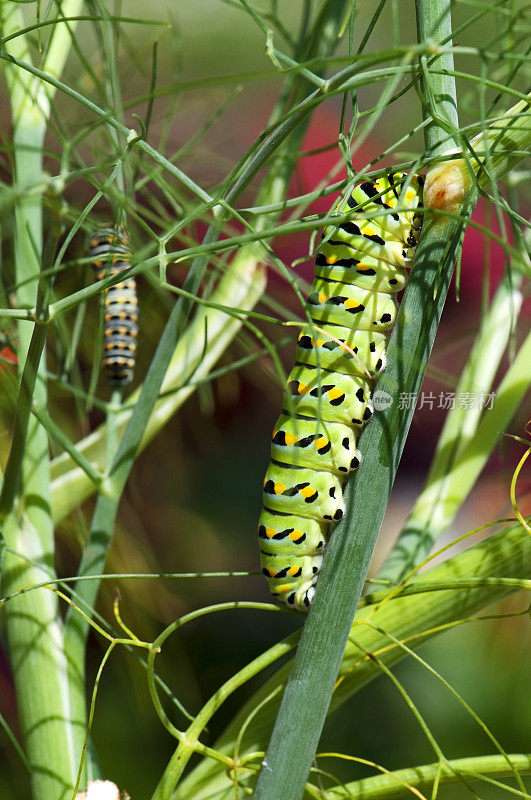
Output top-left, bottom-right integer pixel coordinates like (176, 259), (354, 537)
(424, 159), (473, 216)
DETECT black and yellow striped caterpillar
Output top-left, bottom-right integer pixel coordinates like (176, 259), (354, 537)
(89, 227), (138, 387)
(259, 171), (424, 611)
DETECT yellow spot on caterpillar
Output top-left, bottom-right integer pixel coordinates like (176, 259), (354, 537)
(315, 437), (328, 449)
(284, 433), (298, 446)
(287, 566), (300, 576)
(300, 485), (316, 499)
(356, 263), (370, 272)
(327, 255), (337, 265)
(327, 387), (343, 402)
(344, 299), (361, 310)
(363, 225), (377, 236)
(405, 188), (415, 202)
(318, 293), (328, 304)
(267, 568), (277, 577)
(289, 529), (304, 542)
(316, 338), (324, 346)
(297, 382), (310, 395)
(265, 527), (276, 539)
(274, 482), (287, 495)
(277, 584), (292, 593)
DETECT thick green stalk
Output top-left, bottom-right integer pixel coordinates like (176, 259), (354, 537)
(469, 94), (531, 186)
(415, 0), (458, 155)
(379, 274), (525, 583)
(251, 2), (474, 797)
(0, 3), (84, 798)
(253, 5), (462, 797)
(325, 754), (531, 800)
(175, 520), (530, 800)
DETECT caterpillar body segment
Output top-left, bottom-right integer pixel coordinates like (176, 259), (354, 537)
(307, 279), (398, 331)
(89, 227), (138, 388)
(263, 462), (345, 522)
(284, 365), (374, 429)
(271, 414), (361, 475)
(314, 247), (409, 292)
(259, 171), (424, 611)
(296, 326), (388, 379)
(259, 510), (327, 555)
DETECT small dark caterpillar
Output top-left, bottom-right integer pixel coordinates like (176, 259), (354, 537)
(258, 172), (424, 611)
(89, 227), (138, 387)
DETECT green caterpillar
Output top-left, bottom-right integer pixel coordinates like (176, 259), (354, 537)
(258, 171), (424, 611)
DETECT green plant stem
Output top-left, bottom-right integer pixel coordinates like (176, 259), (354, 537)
(415, 0), (458, 154)
(30, 404), (104, 490)
(174, 520), (530, 800)
(379, 273), (525, 584)
(0, 322), (49, 518)
(325, 753), (531, 799)
(470, 94), (531, 186)
(0, 3), (84, 798)
(252, 4), (465, 799)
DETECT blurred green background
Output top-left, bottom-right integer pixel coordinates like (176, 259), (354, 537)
(0, 2), (529, 798)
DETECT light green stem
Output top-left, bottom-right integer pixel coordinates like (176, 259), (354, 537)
(325, 753), (531, 799)
(415, 0), (458, 154)
(0, 4), (85, 798)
